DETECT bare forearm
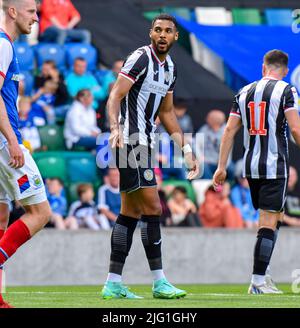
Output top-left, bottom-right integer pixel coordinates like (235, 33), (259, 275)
(217, 129), (235, 170)
(107, 93), (121, 131)
(67, 16), (81, 29)
(159, 110), (185, 148)
(0, 96), (18, 144)
(101, 208), (117, 222)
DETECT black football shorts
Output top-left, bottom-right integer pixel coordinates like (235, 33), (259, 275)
(247, 178), (288, 212)
(114, 143), (157, 193)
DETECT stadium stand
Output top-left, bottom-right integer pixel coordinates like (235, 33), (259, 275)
(34, 43), (67, 71)
(264, 8), (294, 26)
(65, 43), (98, 71)
(38, 125), (65, 151)
(231, 8), (262, 25)
(14, 42), (35, 71)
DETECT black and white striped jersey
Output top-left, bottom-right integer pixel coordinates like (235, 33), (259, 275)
(119, 45), (177, 147)
(230, 77), (299, 179)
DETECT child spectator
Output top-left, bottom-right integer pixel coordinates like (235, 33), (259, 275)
(67, 183), (110, 230)
(46, 178), (77, 230)
(168, 186), (200, 227)
(97, 168), (121, 228)
(31, 80), (57, 126)
(18, 97), (41, 151)
(199, 183), (244, 228)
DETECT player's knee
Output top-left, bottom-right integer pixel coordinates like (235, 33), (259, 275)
(143, 203), (162, 217)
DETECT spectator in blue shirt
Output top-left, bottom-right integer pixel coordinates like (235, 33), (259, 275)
(45, 178), (78, 230)
(231, 160), (259, 228)
(98, 168), (121, 228)
(66, 57), (106, 109)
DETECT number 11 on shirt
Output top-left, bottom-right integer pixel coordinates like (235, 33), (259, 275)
(248, 101), (267, 136)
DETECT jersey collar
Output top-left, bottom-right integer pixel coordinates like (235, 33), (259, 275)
(0, 28), (13, 43)
(149, 45), (166, 67)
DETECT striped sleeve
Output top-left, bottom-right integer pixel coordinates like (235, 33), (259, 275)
(0, 38), (13, 79)
(230, 94), (241, 118)
(119, 48), (148, 83)
(283, 85), (299, 113)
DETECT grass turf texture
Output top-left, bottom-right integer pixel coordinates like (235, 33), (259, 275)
(3, 284), (300, 308)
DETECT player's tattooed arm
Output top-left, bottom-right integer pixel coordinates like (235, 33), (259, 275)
(107, 75), (133, 148)
(0, 76), (25, 168)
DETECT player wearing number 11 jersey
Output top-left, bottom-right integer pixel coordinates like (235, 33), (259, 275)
(213, 50), (300, 294)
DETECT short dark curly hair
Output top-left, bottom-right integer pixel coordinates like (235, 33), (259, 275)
(152, 14), (178, 30)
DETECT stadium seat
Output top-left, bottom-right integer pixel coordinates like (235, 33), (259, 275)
(163, 7), (191, 20)
(19, 71), (34, 96)
(231, 8), (262, 25)
(67, 155), (98, 183)
(38, 125), (65, 151)
(143, 10), (162, 21)
(265, 9), (293, 26)
(65, 43), (97, 71)
(194, 7), (232, 25)
(36, 155), (67, 180)
(34, 43), (66, 70)
(14, 42), (34, 71)
(162, 180), (196, 203)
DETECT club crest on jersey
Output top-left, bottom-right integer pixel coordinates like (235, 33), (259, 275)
(164, 71), (172, 83)
(11, 74), (20, 82)
(144, 169), (154, 181)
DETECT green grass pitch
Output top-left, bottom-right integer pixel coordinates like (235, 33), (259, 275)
(3, 284), (300, 308)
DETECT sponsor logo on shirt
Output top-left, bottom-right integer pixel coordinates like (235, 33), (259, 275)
(11, 74), (20, 82)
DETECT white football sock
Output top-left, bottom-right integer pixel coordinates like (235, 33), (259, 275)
(251, 274), (265, 286)
(107, 273), (122, 283)
(151, 269), (166, 282)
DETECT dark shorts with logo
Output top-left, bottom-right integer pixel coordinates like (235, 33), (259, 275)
(114, 143), (157, 193)
(247, 178), (288, 212)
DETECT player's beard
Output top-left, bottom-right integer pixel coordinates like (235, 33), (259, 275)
(154, 40), (173, 55)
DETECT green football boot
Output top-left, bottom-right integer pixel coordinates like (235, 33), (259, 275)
(101, 281), (143, 299)
(152, 278), (187, 299)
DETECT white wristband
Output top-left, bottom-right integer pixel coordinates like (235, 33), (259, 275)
(182, 144), (192, 154)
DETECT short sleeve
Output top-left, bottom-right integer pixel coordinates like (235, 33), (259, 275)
(168, 63), (177, 93)
(0, 38), (13, 79)
(284, 85), (299, 113)
(230, 94), (241, 118)
(119, 49), (148, 83)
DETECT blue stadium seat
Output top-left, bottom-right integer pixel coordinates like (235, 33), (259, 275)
(19, 71), (34, 96)
(67, 154), (98, 183)
(14, 42), (34, 71)
(34, 43), (66, 70)
(265, 9), (293, 26)
(65, 43), (97, 71)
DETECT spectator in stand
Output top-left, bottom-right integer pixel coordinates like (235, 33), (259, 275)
(174, 99), (194, 136)
(35, 60), (69, 107)
(66, 57), (105, 109)
(199, 183), (244, 228)
(195, 109), (234, 179)
(31, 79), (57, 126)
(98, 60), (124, 131)
(67, 183), (110, 230)
(39, 0), (91, 45)
(46, 178), (77, 230)
(154, 168), (173, 227)
(97, 168), (121, 228)
(231, 160), (259, 228)
(64, 89), (101, 150)
(168, 186), (200, 227)
(18, 97), (41, 152)
(284, 166), (300, 227)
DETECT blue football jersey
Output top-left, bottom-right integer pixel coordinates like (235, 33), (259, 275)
(0, 30), (22, 144)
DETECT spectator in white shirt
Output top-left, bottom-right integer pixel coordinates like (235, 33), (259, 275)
(64, 89), (101, 150)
